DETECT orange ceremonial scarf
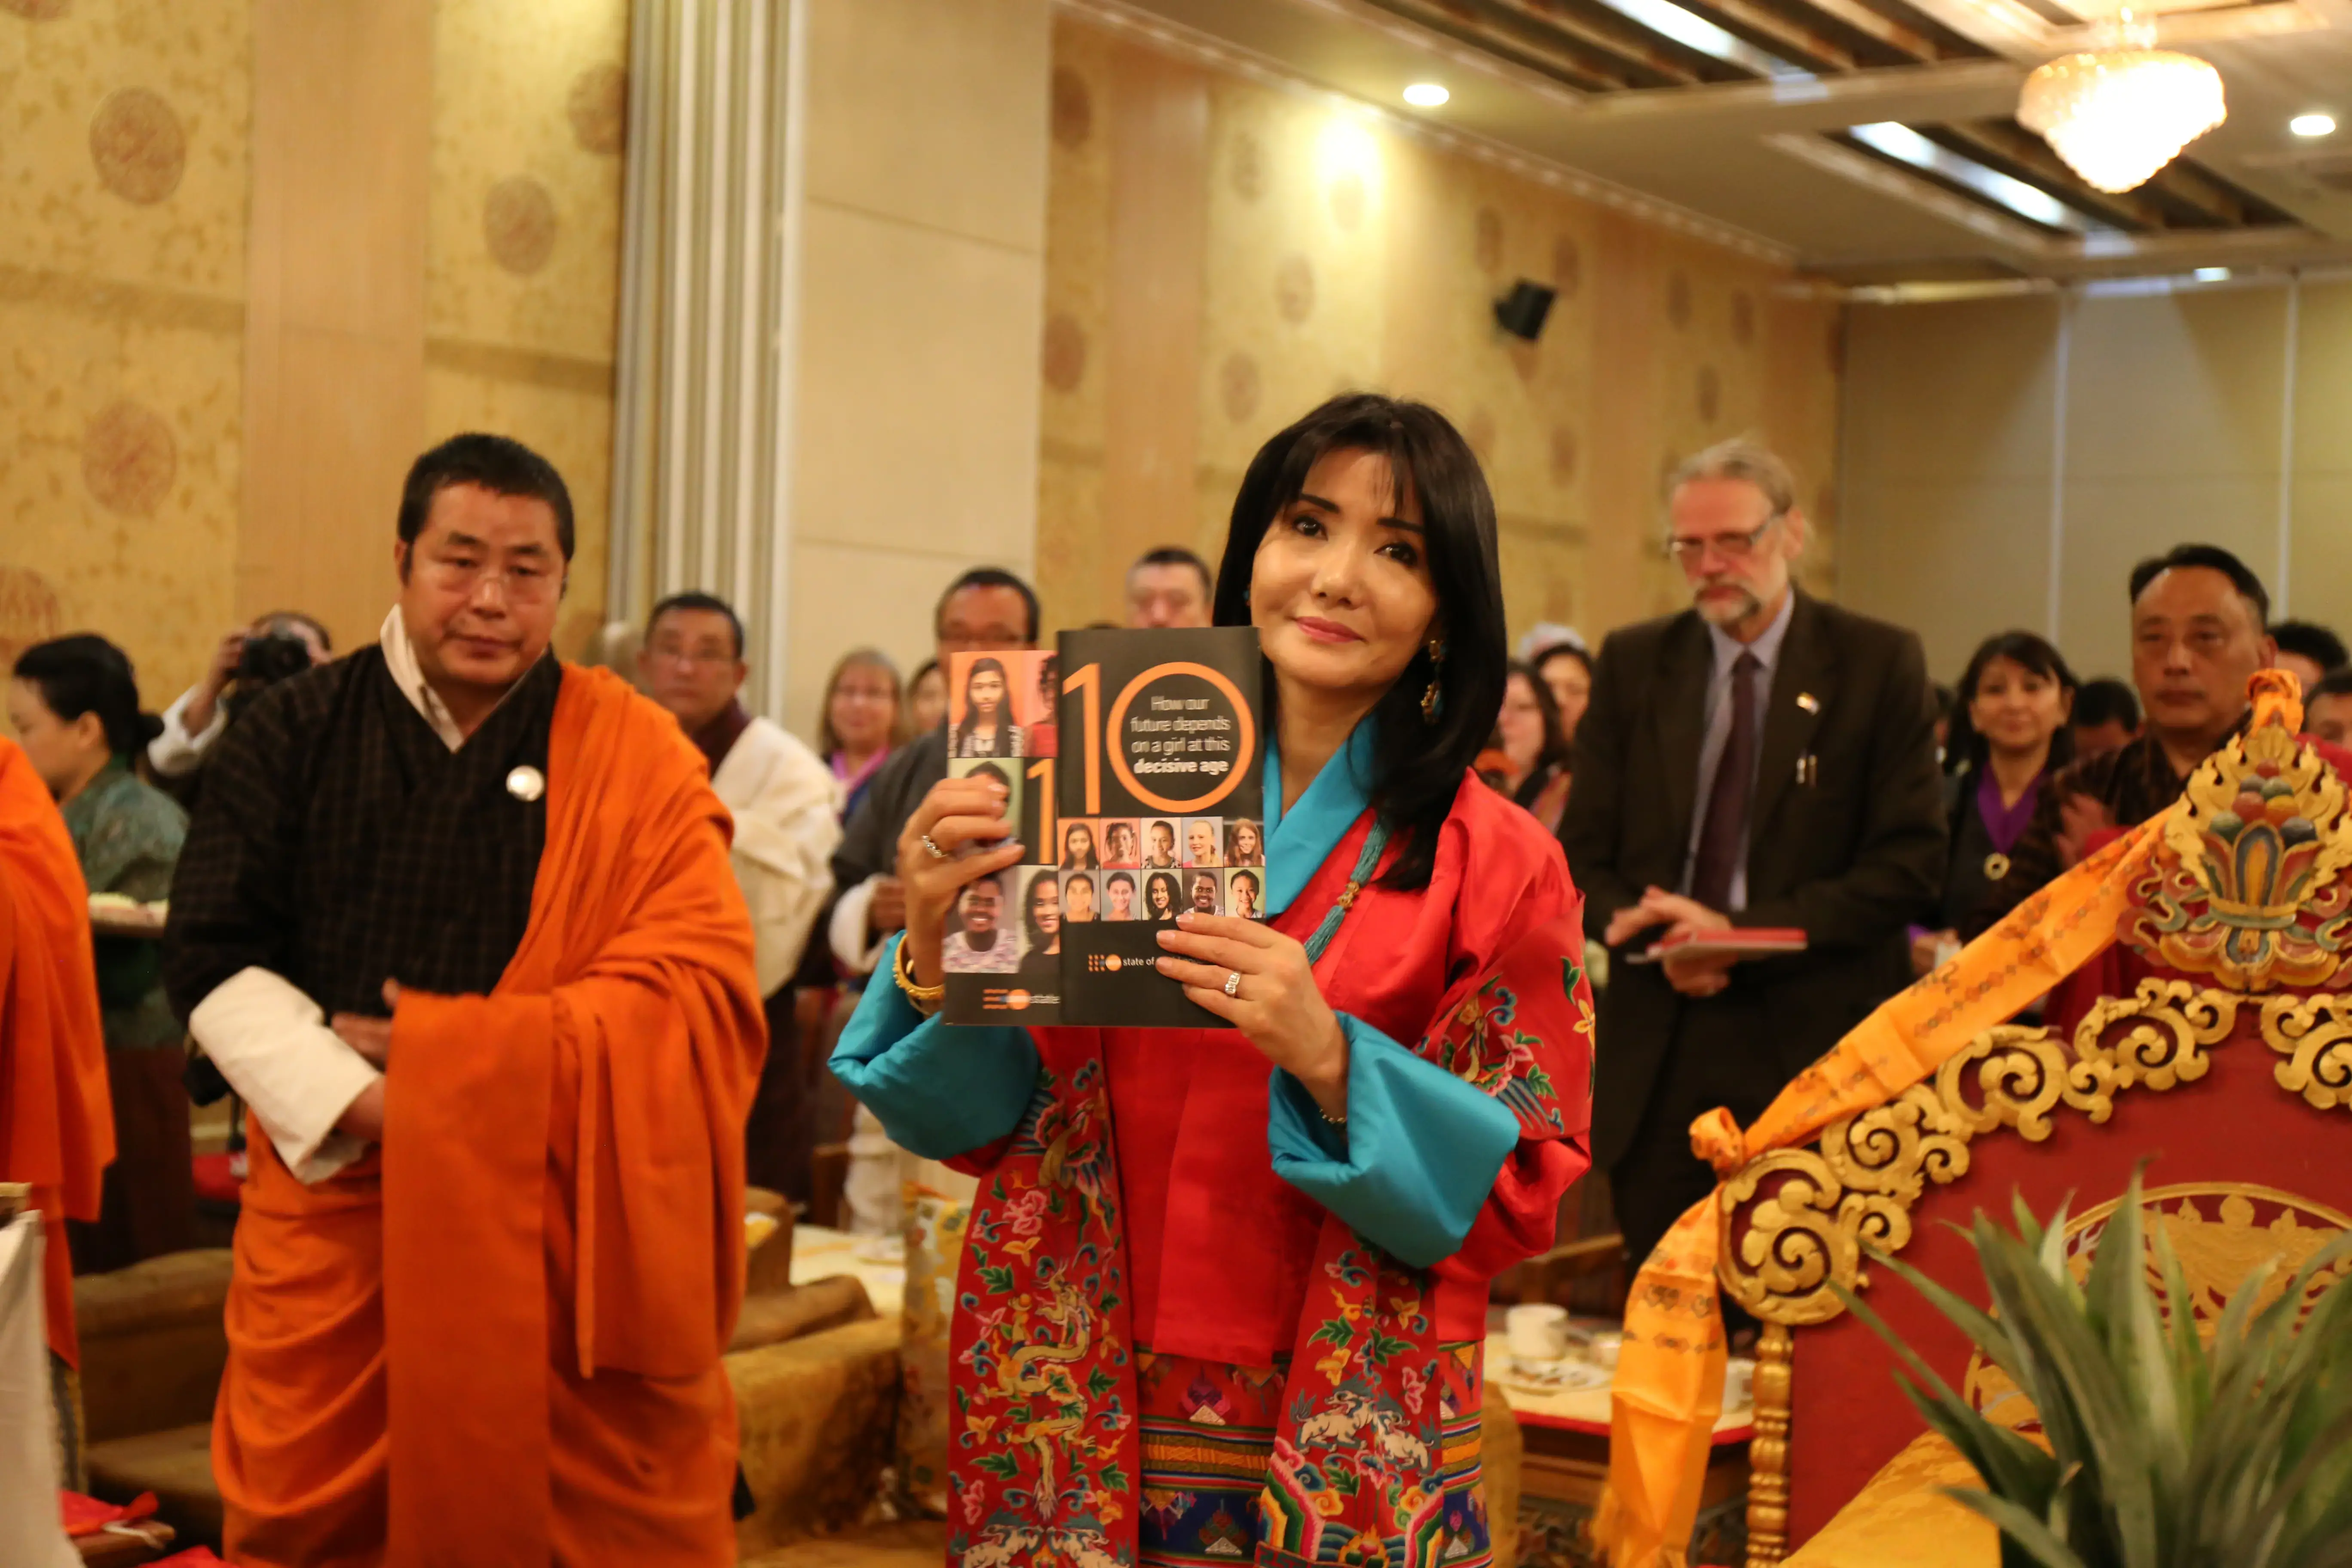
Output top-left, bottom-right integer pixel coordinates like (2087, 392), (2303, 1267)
(0, 738), (113, 1368)
(217, 666), (766, 1568)
(1588, 678), (2299, 1566)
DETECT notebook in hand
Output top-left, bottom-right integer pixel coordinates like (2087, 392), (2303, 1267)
(1631, 927), (1807, 963)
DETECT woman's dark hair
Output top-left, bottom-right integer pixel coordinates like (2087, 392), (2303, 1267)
(1062, 820), (1099, 869)
(964, 760), (1011, 790)
(1023, 872), (1059, 948)
(12, 634), (164, 758)
(1501, 660), (1571, 808)
(1145, 871), (1181, 914)
(1945, 631), (2080, 777)
(1106, 871), (1135, 894)
(1211, 393), (1507, 890)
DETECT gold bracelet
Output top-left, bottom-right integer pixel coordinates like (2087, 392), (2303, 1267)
(893, 936), (945, 1016)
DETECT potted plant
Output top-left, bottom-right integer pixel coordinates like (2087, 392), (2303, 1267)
(1836, 1170), (2352, 1568)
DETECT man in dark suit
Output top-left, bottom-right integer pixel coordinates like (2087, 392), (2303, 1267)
(1559, 441), (1945, 1270)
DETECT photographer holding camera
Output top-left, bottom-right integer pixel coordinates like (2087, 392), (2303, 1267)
(148, 612), (331, 778)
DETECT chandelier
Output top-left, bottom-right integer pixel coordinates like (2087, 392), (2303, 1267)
(2018, 12), (2225, 193)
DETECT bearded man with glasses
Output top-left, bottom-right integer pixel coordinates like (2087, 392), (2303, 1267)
(164, 433), (765, 1565)
(1559, 438), (1945, 1273)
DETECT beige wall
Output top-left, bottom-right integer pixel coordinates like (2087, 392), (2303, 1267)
(1842, 277), (2349, 686)
(782, 0), (1051, 738)
(0, 0), (625, 711)
(1035, 14), (1844, 645)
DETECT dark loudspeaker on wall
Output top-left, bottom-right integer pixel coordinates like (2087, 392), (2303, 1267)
(1494, 279), (1556, 342)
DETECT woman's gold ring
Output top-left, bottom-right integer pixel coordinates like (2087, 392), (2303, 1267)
(919, 834), (949, 861)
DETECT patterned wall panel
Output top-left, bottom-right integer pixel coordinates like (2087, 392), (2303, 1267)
(0, 0), (251, 706)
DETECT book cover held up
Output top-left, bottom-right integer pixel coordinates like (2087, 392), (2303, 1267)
(941, 628), (1265, 1028)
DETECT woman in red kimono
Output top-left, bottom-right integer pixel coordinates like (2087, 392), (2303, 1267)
(834, 393), (1595, 1568)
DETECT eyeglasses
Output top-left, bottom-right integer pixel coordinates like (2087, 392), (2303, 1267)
(420, 556), (561, 604)
(1664, 512), (1784, 565)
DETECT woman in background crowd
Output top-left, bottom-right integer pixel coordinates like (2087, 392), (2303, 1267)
(1531, 642), (1592, 750)
(8, 635), (196, 1271)
(1491, 660), (1572, 833)
(1916, 629), (2078, 974)
(906, 658), (949, 736)
(816, 648), (903, 825)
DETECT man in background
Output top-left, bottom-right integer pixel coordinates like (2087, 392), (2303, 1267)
(1559, 439), (1944, 1270)
(147, 612), (332, 779)
(1125, 547), (1213, 630)
(1974, 544), (2275, 932)
(2306, 668), (2352, 745)
(639, 591), (839, 1201)
(2270, 619), (2348, 695)
(2070, 677), (2142, 760)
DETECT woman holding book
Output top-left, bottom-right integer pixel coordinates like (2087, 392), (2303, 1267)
(833, 393), (1593, 1568)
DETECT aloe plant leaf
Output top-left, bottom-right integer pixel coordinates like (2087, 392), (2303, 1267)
(1940, 1487), (2095, 1568)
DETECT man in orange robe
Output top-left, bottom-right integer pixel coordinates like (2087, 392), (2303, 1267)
(0, 735), (114, 1372)
(163, 434), (766, 1566)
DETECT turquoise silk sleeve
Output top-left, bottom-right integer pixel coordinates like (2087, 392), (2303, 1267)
(828, 935), (1042, 1161)
(1266, 1012), (1521, 1269)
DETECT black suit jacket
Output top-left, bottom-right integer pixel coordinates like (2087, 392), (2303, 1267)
(1559, 590), (1945, 1170)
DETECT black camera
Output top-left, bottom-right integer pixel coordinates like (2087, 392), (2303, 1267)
(237, 630), (314, 686)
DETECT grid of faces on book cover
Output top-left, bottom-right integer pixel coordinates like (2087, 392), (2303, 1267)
(1052, 817), (1264, 923)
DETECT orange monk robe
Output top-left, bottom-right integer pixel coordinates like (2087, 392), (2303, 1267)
(214, 667), (767, 1568)
(0, 738), (114, 1369)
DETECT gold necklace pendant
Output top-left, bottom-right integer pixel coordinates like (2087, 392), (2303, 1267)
(1983, 851), (2011, 882)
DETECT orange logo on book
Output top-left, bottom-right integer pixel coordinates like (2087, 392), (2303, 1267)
(1005, 989), (1032, 1011)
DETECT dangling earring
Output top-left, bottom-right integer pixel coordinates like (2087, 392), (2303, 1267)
(1421, 637), (1446, 724)
(1241, 588), (1251, 605)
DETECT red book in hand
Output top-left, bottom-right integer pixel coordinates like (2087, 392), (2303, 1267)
(1634, 927), (1807, 962)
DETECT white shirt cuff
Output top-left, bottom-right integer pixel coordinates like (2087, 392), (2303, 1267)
(190, 967), (382, 1184)
(147, 685), (228, 778)
(829, 875), (891, 977)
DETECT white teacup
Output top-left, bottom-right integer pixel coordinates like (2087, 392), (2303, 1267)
(1505, 1303), (1571, 1362)
(1586, 1329), (1623, 1371)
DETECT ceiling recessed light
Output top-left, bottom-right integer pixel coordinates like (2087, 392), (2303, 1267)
(1403, 83), (1449, 108)
(2291, 113), (2337, 138)
(2193, 266), (2231, 282)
